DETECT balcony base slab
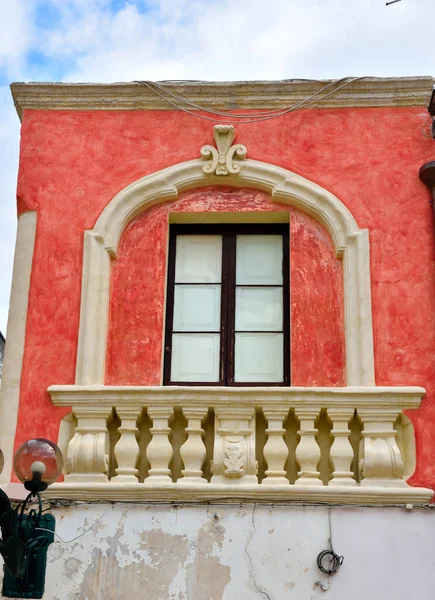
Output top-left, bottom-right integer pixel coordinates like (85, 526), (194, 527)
(43, 482), (434, 505)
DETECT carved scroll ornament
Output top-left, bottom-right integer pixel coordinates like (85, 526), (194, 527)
(201, 125), (247, 175)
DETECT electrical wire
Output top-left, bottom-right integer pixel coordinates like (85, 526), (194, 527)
(138, 77), (434, 142)
(38, 497), (435, 511)
(422, 114), (433, 139)
(22, 497), (434, 547)
(136, 77), (356, 119)
(136, 76), (364, 123)
(134, 76), (369, 124)
(152, 76), (366, 117)
(30, 497), (433, 554)
(34, 505), (113, 543)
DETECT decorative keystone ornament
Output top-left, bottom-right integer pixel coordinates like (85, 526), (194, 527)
(200, 125), (247, 175)
(0, 440), (63, 599)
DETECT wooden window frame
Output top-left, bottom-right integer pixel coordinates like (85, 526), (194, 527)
(163, 223), (290, 386)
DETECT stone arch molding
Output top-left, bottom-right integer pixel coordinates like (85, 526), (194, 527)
(76, 155), (375, 387)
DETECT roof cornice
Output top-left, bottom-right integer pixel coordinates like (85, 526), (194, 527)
(10, 77), (434, 121)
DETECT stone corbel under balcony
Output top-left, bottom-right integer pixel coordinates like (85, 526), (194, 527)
(46, 385), (434, 504)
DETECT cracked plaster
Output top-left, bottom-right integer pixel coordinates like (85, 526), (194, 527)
(2, 504), (435, 599)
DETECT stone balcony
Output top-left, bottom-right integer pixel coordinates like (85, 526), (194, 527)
(46, 385), (434, 504)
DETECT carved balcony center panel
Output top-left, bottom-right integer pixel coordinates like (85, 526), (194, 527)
(47, 386), (433, 504)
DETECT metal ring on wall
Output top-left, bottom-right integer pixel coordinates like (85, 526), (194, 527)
(316, 549), (344, 575)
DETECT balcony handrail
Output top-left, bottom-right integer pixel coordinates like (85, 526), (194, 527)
(49, 385), (426, 410)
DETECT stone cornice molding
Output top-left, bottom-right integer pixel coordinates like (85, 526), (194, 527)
(76, 155), (375, 387)
(10, 77), (434, 120)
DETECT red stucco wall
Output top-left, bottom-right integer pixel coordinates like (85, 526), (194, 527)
(14, 106), (435, 491)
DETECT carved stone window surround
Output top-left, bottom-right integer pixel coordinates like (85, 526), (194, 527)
(76, 148), (374, 387)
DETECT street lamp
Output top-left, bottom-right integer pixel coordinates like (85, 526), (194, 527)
(0, 439), (63, 599)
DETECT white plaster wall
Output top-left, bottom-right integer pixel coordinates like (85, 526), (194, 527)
(2, 504), (435, 600)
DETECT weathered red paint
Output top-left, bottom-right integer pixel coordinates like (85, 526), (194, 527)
(13, 107), (435, 491)
(106, 187), (344, 386)
(290, 208), (345, 386)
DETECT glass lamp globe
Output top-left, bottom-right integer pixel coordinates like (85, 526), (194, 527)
(14, 438), (63, 491)
(0, 448), (4, 476)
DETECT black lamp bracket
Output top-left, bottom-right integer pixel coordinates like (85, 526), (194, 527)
(0, 487), (55, 599)
(427, 87), (435, 140)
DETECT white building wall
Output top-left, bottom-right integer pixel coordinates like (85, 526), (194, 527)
(2, 504), (433, 600)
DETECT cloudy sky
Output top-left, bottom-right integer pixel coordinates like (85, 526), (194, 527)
(0, 0), (433, 334)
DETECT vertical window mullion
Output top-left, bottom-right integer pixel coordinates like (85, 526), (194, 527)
(225, 233), (237, 385)
(282, 232), (290, 386)
(219, 234), (229, 385)
(163, 230), (177, 385)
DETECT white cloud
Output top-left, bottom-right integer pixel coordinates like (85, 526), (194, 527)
(0, 0), (35, 74)
(46, 0), (435, 82)
(0, 0), (434, 333)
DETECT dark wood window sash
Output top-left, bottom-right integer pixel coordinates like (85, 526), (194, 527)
(164, 224), (290, 386)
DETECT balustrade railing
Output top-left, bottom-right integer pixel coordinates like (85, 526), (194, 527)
(47, 386), (433, 504)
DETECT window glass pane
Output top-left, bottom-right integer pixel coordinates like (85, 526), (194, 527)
(175, 235), (222, 283)
(235, 287), (283, 332)
(234, 333), (283, 382)
(173, 285), (221, 332)
(236, 235), (283, 285)
(171, 333), (220, 382)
